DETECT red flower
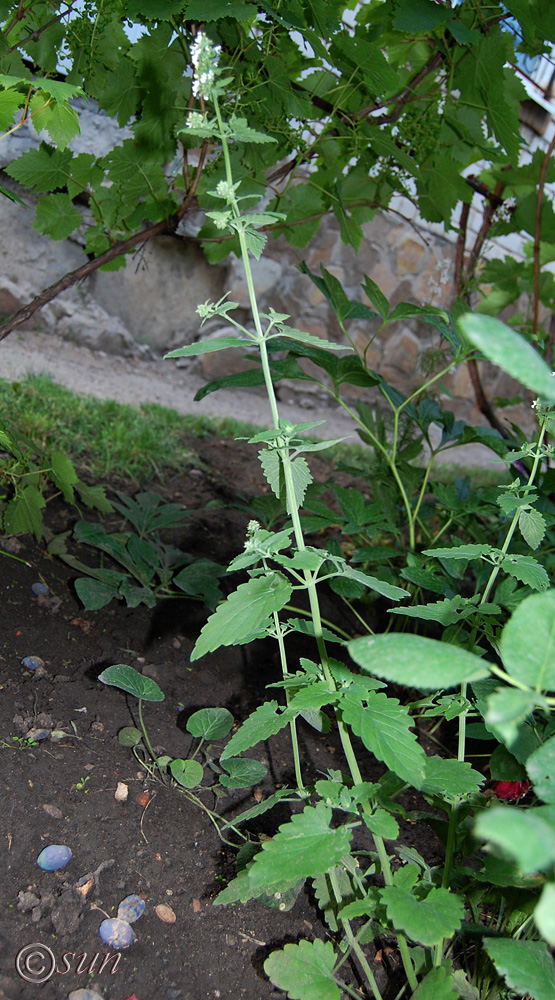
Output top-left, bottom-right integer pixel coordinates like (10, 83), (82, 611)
(493, 780), (531, 801)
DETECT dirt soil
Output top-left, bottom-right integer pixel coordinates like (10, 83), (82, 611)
(0, 433), (443, 1000)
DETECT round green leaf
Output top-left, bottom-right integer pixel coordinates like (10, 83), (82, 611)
(98, 664), (165, 702)
(170, 758), (204, 789)
(118, 726), (143, 747)
(186, 707), (234, 740)
(220, 757), (268, 788)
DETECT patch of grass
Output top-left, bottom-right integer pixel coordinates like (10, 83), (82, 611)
(0, 374), (263, 483)
(0, 373), (503, 489)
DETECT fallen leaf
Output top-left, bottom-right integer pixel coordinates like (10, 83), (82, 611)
(136, 791), (150, 808)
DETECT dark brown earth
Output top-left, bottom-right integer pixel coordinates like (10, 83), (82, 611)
(0, 436), (443, 1000)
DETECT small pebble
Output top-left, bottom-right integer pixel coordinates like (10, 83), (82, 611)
(99, 917), (135, 949)
(37, 845), (72, 871)
(136, 791), (150, 808)
(155, 903), (176, 924)
(117, 894), (145, 924)
(68, 990), (104, 1000)
(115, 781), (129, 802)
(42, 803), (63, 819)
(21, 656), (45, 672)
(25, 728), (50, 742)
(31, 582), (49, 597)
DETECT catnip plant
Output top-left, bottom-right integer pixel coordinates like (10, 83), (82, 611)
(164, 34), (555, 1000)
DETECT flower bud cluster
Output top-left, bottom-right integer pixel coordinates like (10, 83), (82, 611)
(190, 32), (222, 99)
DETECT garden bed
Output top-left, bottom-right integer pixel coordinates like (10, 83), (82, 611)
(0, 435), (436, 1000)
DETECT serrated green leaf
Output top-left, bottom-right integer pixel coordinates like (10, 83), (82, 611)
(336, 564), (408, 601)
(421, 757), (485, 803)
(526, 737), (555, 803)
(348, 634), (490, 691)
(50, 451), (78, 502)
(220, 700), (292, 761)
(3, 485), (45, 539)
(5, 143), (73, 192)
(380, 886), (464, 946)
(483, 938), (555, 1000)
(363, 809), (399, 840)
(0, 88), (23, 131)
(221, 788), (292, 830)
(170, 758), (204, 788)
(74, 481), (113, 512)
(30, 93), (80, 149)
(264, 938), (340, 1000)
(422, 544), (491, 561)
(340, 690), (426, 787)
(165, 336), (246, 359)
(220, 756), (268, 788)
(259, 450), (313, 514)
(519, 508), (546, 550)
(500, 590), (555, 690)
(186, 707), (234, 740)
(98, 664), (165, 702)
(475, 806), (555, 874)
(413, 966), (458, 1000)
(458, 315), (555, 402)
(34, 192), (81, 240)
(249, 803), (352, 893)
(191, 572), (292, 660)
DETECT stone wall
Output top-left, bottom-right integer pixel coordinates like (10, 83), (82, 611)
(0, 104), (535, 432)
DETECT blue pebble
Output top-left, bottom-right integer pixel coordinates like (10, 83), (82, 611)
(117, 894), (145, 924)
(31, 582), (49, 597)
(37, 845), (72, 871)
(21, 656), (45, 671)
(99, 918), (136, 949)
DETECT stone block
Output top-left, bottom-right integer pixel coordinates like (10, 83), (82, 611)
(396, 237), (428, 275)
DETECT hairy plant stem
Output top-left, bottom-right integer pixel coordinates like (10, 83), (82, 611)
(328, 869), (385, 1000)
(480, 419), (548, 607)
(214, 93), (419, 995)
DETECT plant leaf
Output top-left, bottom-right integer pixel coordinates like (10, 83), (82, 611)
(219, 756), (268, 788)
(220, 700), (292, 762)
(340, 691), (426, 787)
(380, 886), (464, 946)
(191, 572), (292, 660)
(475, 806), (555, 874)
(98, 664), (165, 702)
(501, 553), (549, 591)
(483, 938), (555, 1000)
(458, 315), (555, 402)
(186, 707), (234, 740)
(500, 590), (555, 690)
(248, 803), (353, 893)
(264, 939), (341, 1000)
(526, 737), (555, 803)
(165, 336), (248, 359)
(348, 634), (490, 691)
(534, 883), (555, 946)
(413, 966), (459, 1000)
(170, 758), (204, 788)
(421, 757), (485, 802)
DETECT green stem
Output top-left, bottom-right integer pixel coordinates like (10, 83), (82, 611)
(273, 610), (305, 792)
(329, 869), (385, 1000)
(213, 93), (419, 996)
(138, 699), (158, 764)
(480, 420), (547, 606)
